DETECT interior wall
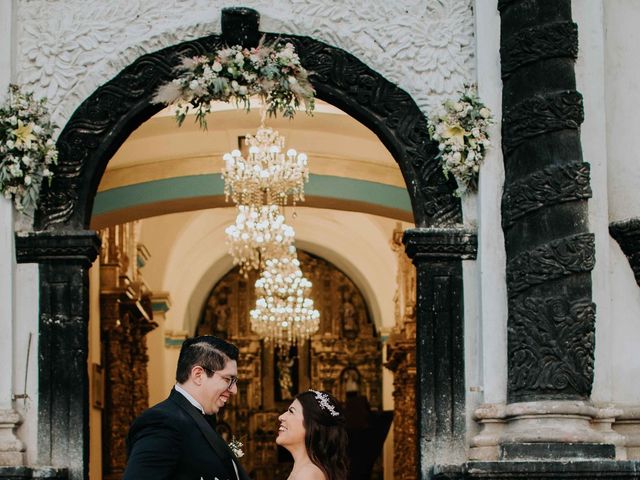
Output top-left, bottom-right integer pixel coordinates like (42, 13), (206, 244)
(88, 261), (102, 478)
(580, 0), (640, 403)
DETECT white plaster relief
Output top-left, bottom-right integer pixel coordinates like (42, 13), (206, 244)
(16, 0), (475, 127)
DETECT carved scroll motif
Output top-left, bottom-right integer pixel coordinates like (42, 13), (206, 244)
(508, 296), (595, 399)
(506, 233), (595, 297)
(502, 90), (584, 154)
(502, 162), (592, 229)
(501, 22), (579, 79)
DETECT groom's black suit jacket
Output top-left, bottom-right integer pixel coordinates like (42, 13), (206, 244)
(123, 388), (251, 480)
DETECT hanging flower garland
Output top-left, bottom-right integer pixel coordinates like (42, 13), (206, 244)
(0, 84), (58, 214)
(154, 39), (315, 129)
(427, 85), (493, 197)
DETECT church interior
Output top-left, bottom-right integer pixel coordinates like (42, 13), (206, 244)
(86, 101), (417, 480)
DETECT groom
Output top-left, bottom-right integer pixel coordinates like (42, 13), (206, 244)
(123, 335), (251, 480)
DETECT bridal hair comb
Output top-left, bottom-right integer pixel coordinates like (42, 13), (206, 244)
(309, 389), (340, 417)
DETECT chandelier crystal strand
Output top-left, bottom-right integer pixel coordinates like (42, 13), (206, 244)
(250, 246), (320, 348)
(221, 125), (309, 207)
(225, 204), (296, 275)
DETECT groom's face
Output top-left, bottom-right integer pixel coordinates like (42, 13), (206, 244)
(201, 359), (238, 414)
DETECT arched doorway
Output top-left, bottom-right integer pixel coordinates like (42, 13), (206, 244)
(14, 8), (476, 480)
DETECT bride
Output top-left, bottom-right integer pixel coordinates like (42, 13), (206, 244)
(276, 390), (348, 480)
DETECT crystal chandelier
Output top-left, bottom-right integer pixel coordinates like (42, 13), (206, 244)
(250, 247), (320, 348)
(225, 204), (295, 275)
(222, 125), (309, 207)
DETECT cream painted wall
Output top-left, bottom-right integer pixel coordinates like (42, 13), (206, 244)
(573, 0), (640, 403)
(609, 239), (640, 403)
(88, 262), (102, 479)
(604, 0), (640, 223)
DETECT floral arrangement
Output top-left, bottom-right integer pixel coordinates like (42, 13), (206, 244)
(228, 437), (244, 458)
(427, 85), (493, 196)
(0, 84), (58, 213)
(154, 39), (315, 129)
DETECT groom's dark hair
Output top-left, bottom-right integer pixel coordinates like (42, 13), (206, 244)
(176, 335), (239, 384)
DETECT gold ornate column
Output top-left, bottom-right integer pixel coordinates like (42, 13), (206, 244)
(99, 223), (157, 480)
(385, 224), (417, 480)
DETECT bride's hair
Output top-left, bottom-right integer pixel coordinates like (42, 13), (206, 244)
(296, 390), (348, 480)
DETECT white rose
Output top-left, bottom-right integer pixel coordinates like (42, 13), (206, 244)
(454, 102), (463, 112)
(6, 140), (14, 149)
(238, 86), (248, 95)
(212, 61), (223, 73)
(189, 79), (199, 90)
(452, 152), (462, 162)
(235, 52), (244, 62)
(480, 107), (491, 119)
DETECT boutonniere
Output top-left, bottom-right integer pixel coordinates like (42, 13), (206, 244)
(228, 437), (244, 458)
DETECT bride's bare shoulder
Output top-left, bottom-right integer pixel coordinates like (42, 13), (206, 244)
(297, 463), (326, 480)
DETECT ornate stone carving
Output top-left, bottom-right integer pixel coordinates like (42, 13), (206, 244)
(501, 22), (578, 79)
(506, 233), (595, 297)
(15, 230), (100, 266)
(610, 218), (640, 287)
(501, 0), (595, 411)
(508, 296), (595, 400)
(502, 90), (584, 155)
(35, 19), (461, 230)
(289, 34), (461, 226)
(502, 162), (592, 229)
(403, 227), (477, 261)
(16, 0), (474, 124)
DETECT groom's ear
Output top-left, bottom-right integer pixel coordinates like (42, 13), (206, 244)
(190, 365), (206, 385)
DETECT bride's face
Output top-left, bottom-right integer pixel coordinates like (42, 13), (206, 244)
(276, 399), (306, 447)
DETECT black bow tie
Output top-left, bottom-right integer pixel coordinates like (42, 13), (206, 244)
(203, 413), (217, 429)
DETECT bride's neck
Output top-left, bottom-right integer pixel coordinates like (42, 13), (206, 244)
(289, 443), (312, 466)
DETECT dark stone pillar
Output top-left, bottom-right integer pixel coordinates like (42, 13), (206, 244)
(610, 218), (640, 287)
(221, 7), (260, 48)
(499, 0), (595, 404)
(403, 228), (476, 478)
(15, 231), (101, 480)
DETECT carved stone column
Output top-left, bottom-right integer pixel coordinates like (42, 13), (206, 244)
(15, 230), (101, 480)
(403, 228), (476, 477)
(498, 0), (605, 458)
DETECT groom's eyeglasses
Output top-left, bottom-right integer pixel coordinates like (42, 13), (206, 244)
(200, 366), (238, 391)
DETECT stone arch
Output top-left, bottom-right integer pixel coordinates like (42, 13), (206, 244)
(35, 15), (461, 230)
(15, 8), (476, 480)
